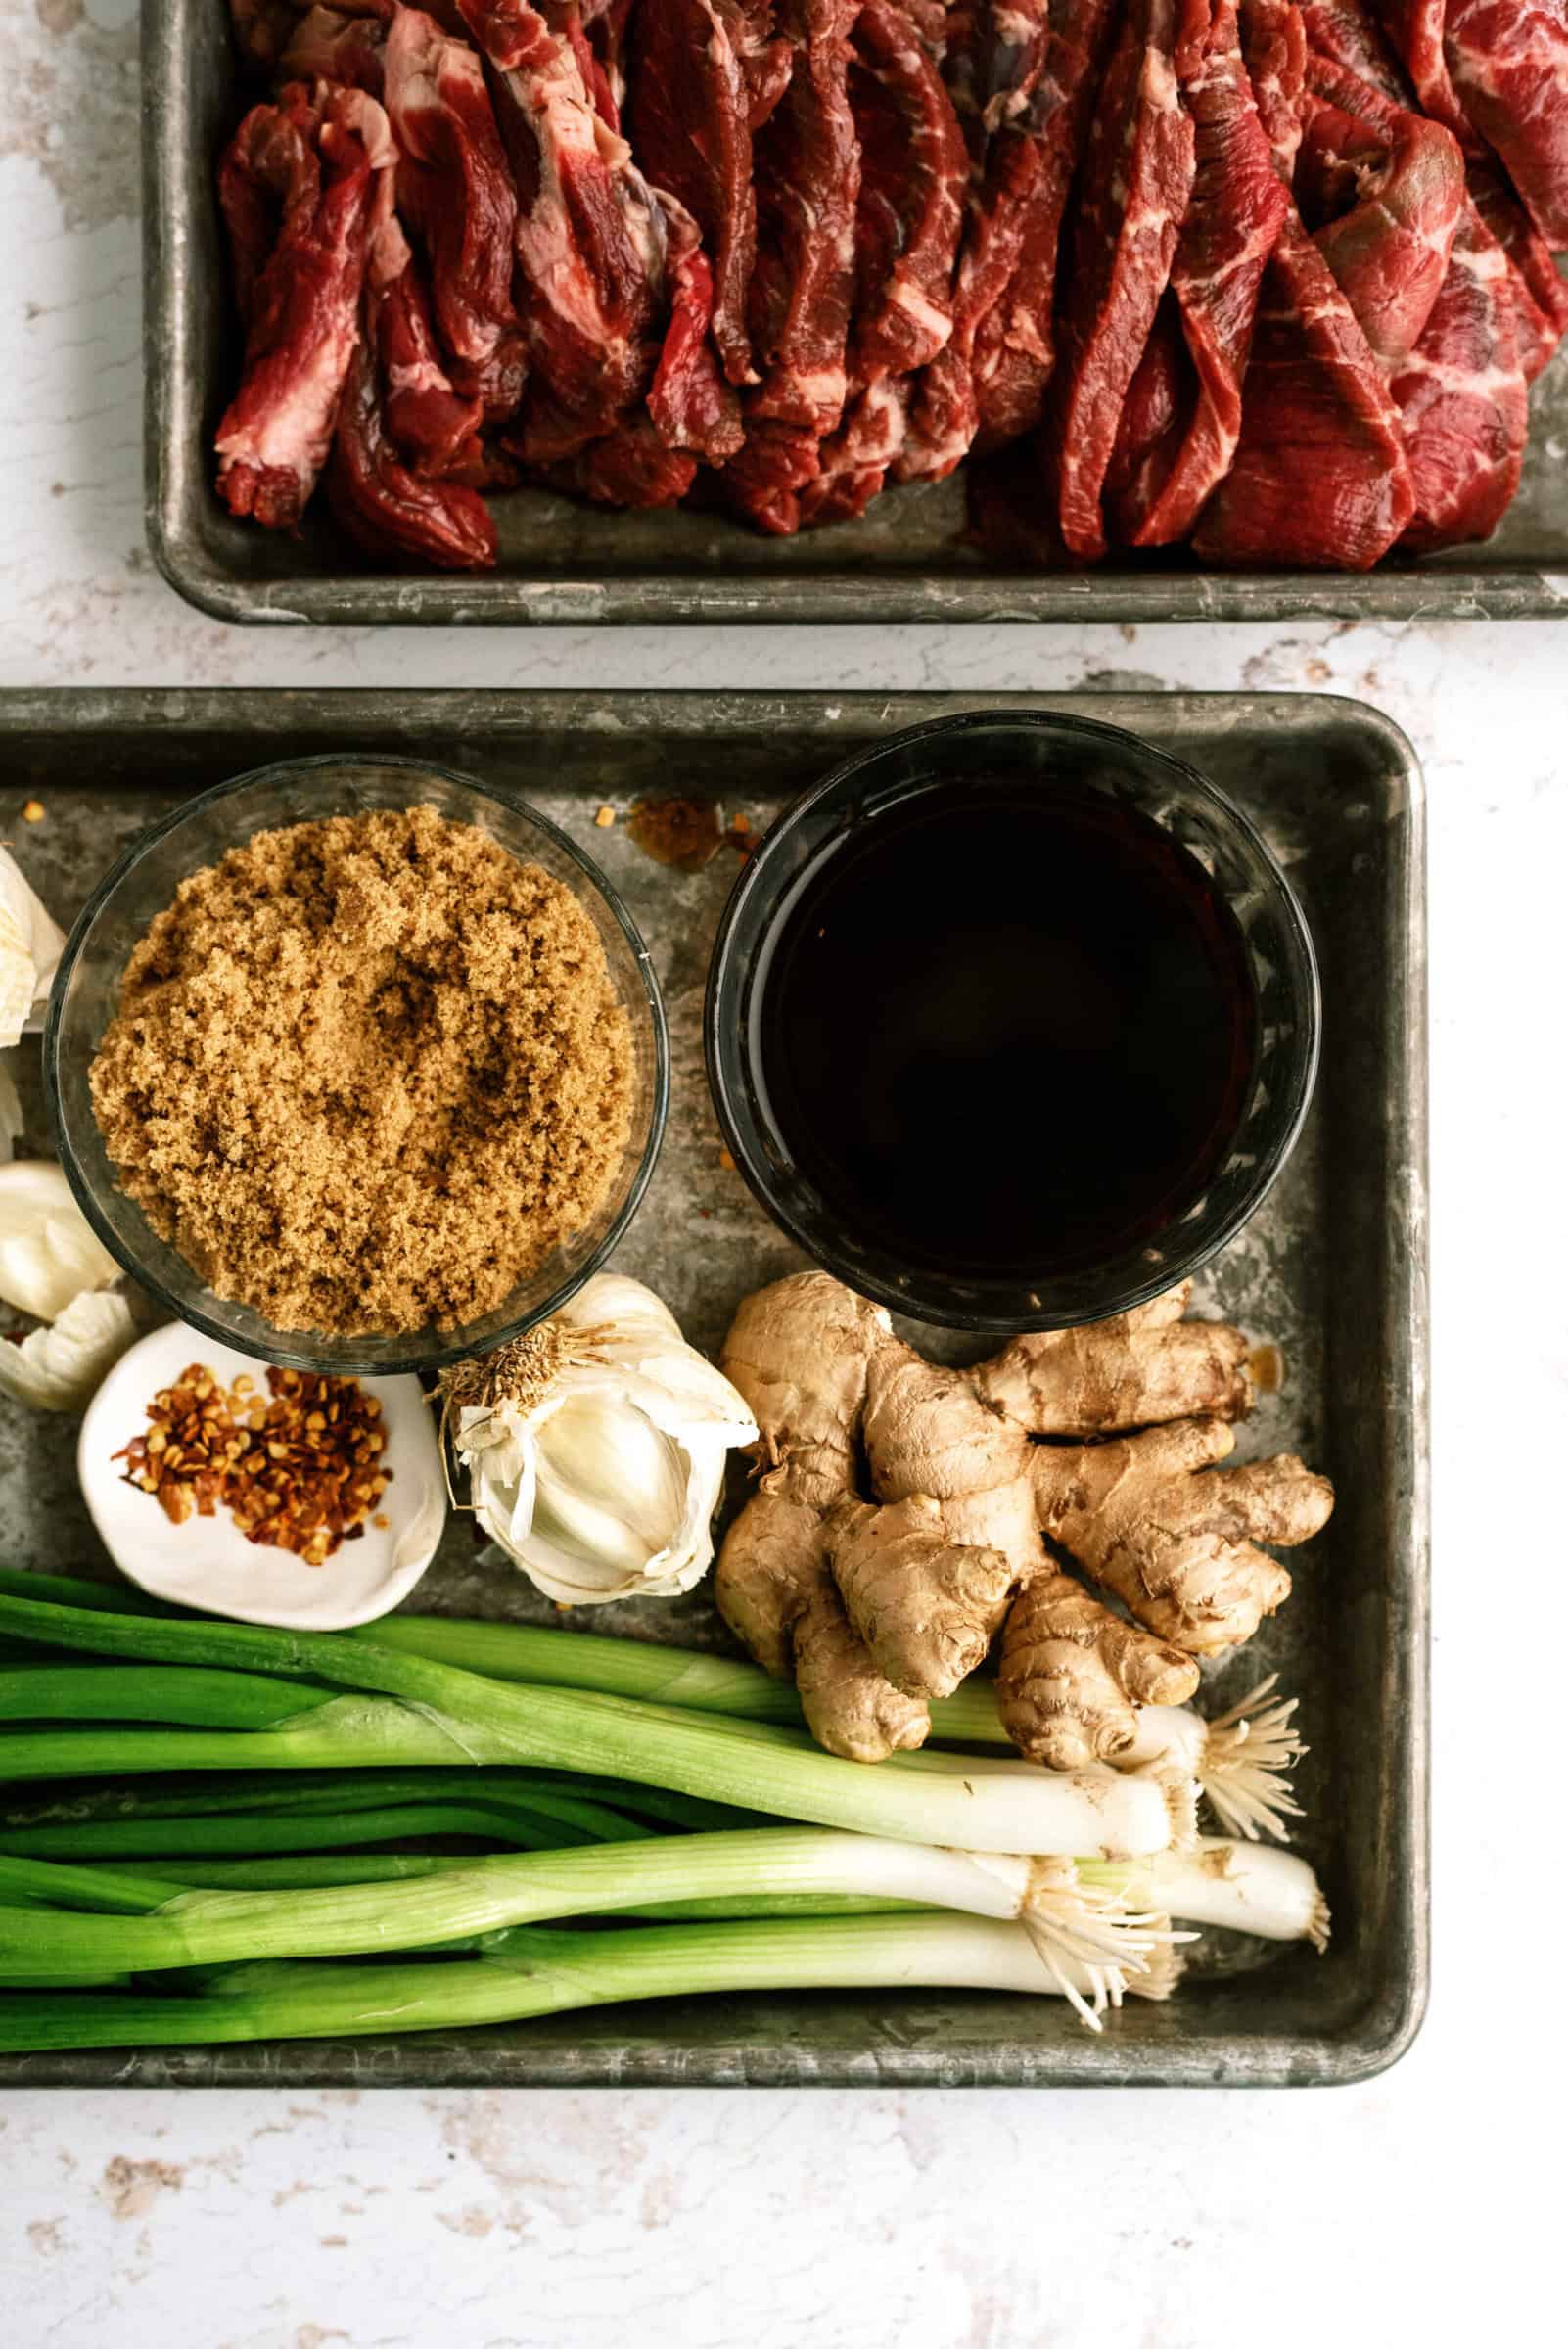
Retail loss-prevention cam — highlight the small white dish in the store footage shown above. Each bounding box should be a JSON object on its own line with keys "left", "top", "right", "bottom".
{"left": 78, "top": 1322, "right": 447, "bottom": 1630}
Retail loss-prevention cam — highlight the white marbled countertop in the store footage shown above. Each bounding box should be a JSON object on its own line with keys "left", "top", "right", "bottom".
{"left": 2, "top": 2, "right": 1563, "bottom": 2342}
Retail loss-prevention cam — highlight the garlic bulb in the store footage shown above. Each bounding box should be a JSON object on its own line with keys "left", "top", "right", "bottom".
{"left": 0, "top": 1288, "right": 137, "bottom": 1411}
{"left": 441, "top": 1272, "right": 759, "bottom": 1604}
{"left": 0, "top": 1161, "right": 121, "bottom": 1322}
{"left": 0, "top": 849, "right": 65, "bottom": 1049}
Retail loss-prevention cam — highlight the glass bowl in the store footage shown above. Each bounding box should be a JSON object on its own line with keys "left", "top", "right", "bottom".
{"left": 706, "top": 710, "right": 1319, "bottom": 1334}
{"left": 46, "top": 755, "right": 669, "bottom": 1375}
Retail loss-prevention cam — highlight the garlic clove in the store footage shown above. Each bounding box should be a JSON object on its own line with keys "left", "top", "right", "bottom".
{"left": 0, "top": 1162, "right": 122, "bottom": 1321}
{"left": 0, "top": 1288, "right": 137, "bottom": 1412}
{"left": 0, "top": 849, "right": 66, "bottom": 1051}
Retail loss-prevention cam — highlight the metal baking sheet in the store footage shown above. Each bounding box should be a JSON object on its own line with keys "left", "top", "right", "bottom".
{"left": 0, "top": 686, "right": 1428, "bottom": 2087}
{"left": 143, "top": 0, "right": 1567, "bottom": 625}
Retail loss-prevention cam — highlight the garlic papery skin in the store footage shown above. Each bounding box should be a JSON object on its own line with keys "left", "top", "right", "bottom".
{"left": 0, "top": 849, "right": 66, "bottom": 1049}
{"left": 442, "top": 1272, "right": 760, "bottom": 1605}
{"left": 0, "top": 1161, "right": 122, "bottom": 1322}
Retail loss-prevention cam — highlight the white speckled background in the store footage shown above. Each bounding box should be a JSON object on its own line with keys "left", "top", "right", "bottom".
{"left": 2, "top": 1, "right": 1563, "bottom": 2339}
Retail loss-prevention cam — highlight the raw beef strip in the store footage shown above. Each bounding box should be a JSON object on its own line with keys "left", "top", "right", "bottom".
{"left": 327, "top": 334, "right": 498, "bottom": 563}
{"left": 1367, "top": 0, "right": 1568, "bottom": 355}
{"left": 1192, "top": 216, "right": 1415, "bottom": 561}
{"left": 1050, "top": 0, "right": 1197, "bottom": 560}
{"left": 797, "top": 376, "right": 911, "bottom": 522}
{"left": 1368, "top": 0, "right": 1467, "bottom": 130}
{"left": 645, "top": 194, "right": 746, "bottom": 460}
{"left": 717, "top": 0, "right": 795, "bottom": 128}
{"left": 1243, "top": 0, "right": 1308, "bottom": 175}
{"left": 1299, "top": 0, "right": 1403, "bottom": 82}
{"left": 720, "top": 421, "right": 823, "bottom": 530}
{"left": 849, "top": 0, "right": 967, "bottom": 382}
{"left": 325, "top": 142, "right": 494, "bottom": 560}
{"left": 1390, "top": 204, "right": 1527, "bottom": 543}
{"left": 460, "top": 0, "right": 668, "bottom": 458}
{"left": 1301, "top": 0, "right": 1568, "bottom": 370}
{"left": 582, "top": 0, "right": 634, "bottom": 115}
{"left": 1299, "top": 48, "right": 1526, "bottom": 544}
{"left": 545, "top": 413, "right": 699, "bottom": 505}
{"left": 215, "top": 85, "right": 393, "bottom": 529}
{"left": 217, "top": 83, "right": 321, "bottom": 323}
{"left": 971, "top": 0, "right": 1118, "bottom": 445}
{"left": 369, "top": 219, "right": 485, "bottom": 472}
{"left": 1443, "top": 1, "right": 1568, "bottom": 249}
{"left": 727, "top": 0, "right": 862, "bottom": 531}
{"left": 384, "top": 6, "right": 524, "bottom": 418}
{"left": 1465, "top": 163, "right": 1568, "bottom": 371}
{"left": 746, "top": 0, "right": 862, "bottom": 436}
{"left": 1194, "top": 1, "right": 1414, "bottom": 565}
{"left": 1107, "top": 0, "right": 1289, "bottom": 546}
{"left": 625, "top": 0, "right": 761, "bottom": 385}
{"left": 280, "top": 5, "right": 389, "bottom": 85}
{"left": 798, "top": 0, "right": 965, "bottom": 522}
{"left": 899, "top": 0, "right": 1113, "bottom": 484}
{"left": 1298, "top": 88, "right": 1462, "bottom": 361}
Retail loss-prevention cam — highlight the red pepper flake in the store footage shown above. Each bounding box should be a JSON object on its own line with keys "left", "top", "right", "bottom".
{"left": 115, "top": 1363, "right": 392, "bottom": 1567}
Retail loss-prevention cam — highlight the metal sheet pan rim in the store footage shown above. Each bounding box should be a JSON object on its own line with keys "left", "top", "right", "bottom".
{"left": 0, "top": 685, "right": 1429, "bottom": 2088}
{"left": 141, "top": 0, "right": 1568, "bottom": 626}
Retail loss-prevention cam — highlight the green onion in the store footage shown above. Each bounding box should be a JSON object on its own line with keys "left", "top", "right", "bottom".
{"left": 0, "top": 1592, "right": 1171, "bottom": 1857}
{"left": 1078, "top": 1839, "right": 1330, "bottom": 1948}
{"left": 0, "top": 1913, "right": 1181, "bottom": 2054}
{"left": 0, "top": 1826, "right": 1187, "bottom": 2029}
{"left": 0, "top": 1771, "right": 758, "bottom": 1858}
{"left": 0, "top": 1853, "right": 185, "bottom": 1913}
{"left": 0, "top": 1829, "right": 1072, "bottom": 1976}
{"left": 368, "top": 1613, "right": 1009, "bottom": 1743}
{"left": 0, "top": 1665, "right": 338, "bottom": 1730}
{"left": 79, "top": 1853, "right": 478, "bottom": 1891}
{"left": 2, "top": 1800, "right": 641, "bottom": 1863}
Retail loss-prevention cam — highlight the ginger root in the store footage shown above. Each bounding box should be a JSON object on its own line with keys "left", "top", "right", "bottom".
{"left": 715, "top": 1273, "right": 928, "bottom": 1761}
{"left": 715, "top": 1272, "right": 1332, "bottom": 1770}
{"left": 997, "top": 1573, "right": 1201, "bottom": 1771}
{"left": 1031, "top": 1420, "right": 1334, "bottom": 1656}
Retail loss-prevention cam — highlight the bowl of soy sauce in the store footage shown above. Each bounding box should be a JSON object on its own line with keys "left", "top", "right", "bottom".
{"left": 705, "top": 711, "right": 1318, "bottom": 1333}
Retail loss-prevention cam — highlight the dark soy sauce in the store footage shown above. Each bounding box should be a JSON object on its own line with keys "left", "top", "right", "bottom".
{"left": 755, "top": 781, "right": 1258, "bottom": 1279}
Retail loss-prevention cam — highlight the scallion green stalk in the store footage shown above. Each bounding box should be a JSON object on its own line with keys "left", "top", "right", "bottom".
{"left": 0, "top": 1826, "right": 1187, "bottom": 2029}
{"left": 369, "top": 1613, "right": 1009, "bottom": 1743}
{"left": 0, "top": 1592, "right": 1171, "bottom": 1857}
{"left": 0, "top": 1913, "right": 1179, "bottom": 2055}
{"left": 0, "top": 1665, "right": 338, "bottom": 1731}
{"left": 0, "top": 1829, "right": 1051, "bottom": 1977}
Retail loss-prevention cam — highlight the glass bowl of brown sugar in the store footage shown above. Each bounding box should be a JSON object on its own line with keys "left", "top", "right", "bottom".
{"left": 46, "top": 757, "right": 669, "bottom": 1375}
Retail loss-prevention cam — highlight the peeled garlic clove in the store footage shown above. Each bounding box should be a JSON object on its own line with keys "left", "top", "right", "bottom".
{"left": 0, "top": 1288, "right": 137, "bottom": 1411}
{"left": 0, "top": 850, "right": 66, "bottom": 1050}
{"left": 0, "top": 1162, "right": 121, "bottom": 1322}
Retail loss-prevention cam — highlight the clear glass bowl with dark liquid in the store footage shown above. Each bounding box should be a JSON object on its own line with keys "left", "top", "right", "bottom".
{"left": 706, "top": 711, "right": 1319, "bottom": 1333}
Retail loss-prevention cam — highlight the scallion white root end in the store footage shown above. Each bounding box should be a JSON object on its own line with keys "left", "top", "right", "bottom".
{"left": 1200, "top": 1677, "right": 1307, "bottom": 1842}
{"left": 1019, "top": 1860, "right": 1192, "bottom": 2031}
{"left": 1080, "top": 1839, "right": 1329, "bottom": 1952}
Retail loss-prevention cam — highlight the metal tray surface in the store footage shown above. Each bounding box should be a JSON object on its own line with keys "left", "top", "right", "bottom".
{"left": 145, "top": 0, "right": 1568, "bottom": 625}
{"left": 0, "top": 687, "right": 1428, "bottom": 2087}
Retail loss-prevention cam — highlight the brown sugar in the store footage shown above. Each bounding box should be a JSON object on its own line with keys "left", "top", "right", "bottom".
{"left": 90, "top": 806, "right": 634, "bottom": 1334}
